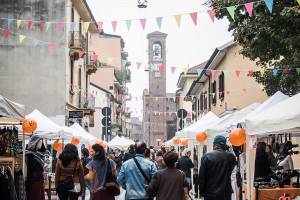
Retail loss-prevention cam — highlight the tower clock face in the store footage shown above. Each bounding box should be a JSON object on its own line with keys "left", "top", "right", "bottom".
{"left": 152, "top": 42, "right": 162, "bottom": 61}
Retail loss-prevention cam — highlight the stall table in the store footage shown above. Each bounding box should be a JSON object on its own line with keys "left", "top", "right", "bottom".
{"left": 258, "top": 187, "right": 300, "bottom": 200}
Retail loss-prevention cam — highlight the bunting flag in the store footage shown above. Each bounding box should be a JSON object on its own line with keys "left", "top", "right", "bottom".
{"left": 211, "top": 69, "right": 218, "bottom": 77}
{"left": 45, "top": 22, "right": 51, "bottom": 31}
{"left": 16, "top": 20, "right": 22, "bottom": 28}
{"left": 175, "top": 15, "right": 182, "bottom": 28}
{"left": 260, "top": 68, "right": 266, "bottom": 76}
{"left": 84, "top": 22, "right": 91, "bottom": 32}
{"left": 272, "top": 69, "right": 279, "bottom": 76}
{"left": 159, "top": 65, "right": 164, "bottom": 73}
{"left": 32, "top": 39, "right": 39, "bottom": 47}
{"left": 27, "top": 20, "right": 33, "bottom": 29}
{"left": 136, "top": 62, "right": 142, "bottom": 70}
{"left": 297, "top": 0, "right": 300, "bottom": 6}
{"left": 171, "top": 67, "right": 176, "bottom": 74}
{"left": 263, "top": 0, "right": 274, "bottom": 13}
{"left": 156, "top": 17, "right": 163, "bottom": 29}
{"left": 247, "top": 69, "right": 254, "bottom": 76}
{"left": 107, "top": 57, "right": 113, "bottom": 64}
{"left": 207, "top": 9, "right": 216, "bottom": 22}
{"left": 140, "top": 18, "right": 147, "bottom": 30}
{"left": 235, "top": 70, "right": 241, "bottom": 77}
{"left": 111, "top": 21, "right": 118, "bottom": 32}
{"left": 190, "top": 12, "right": 198, "bottom": 26}
{"left": 79, "top": 50, "right": 85, "bottom": 58}
{"left": 243, "top": 88, "right": 247, "bottom": 93}
{"left": 19, "top": 35, "right": 26, "bottom": 43}
{"left": 227, "top": 90, "right": 231, "bottom": 95}
{"left": 3, "top": 29, "right": 10, "bottom": 39}
{"left": 259, "top": 85, "right": 265, "bottom": 91}
{"left": 70, "top": 22, "right": 76, "bottom": 31}
{"left": 223, "top": 70, "right": 229, "bottom": 76}
{"left": 97, "top": 21, "right": 103, "bottom": 31}
{"left": 297, "top": 68, "right": 300, "bottom": 75}
{"left": 57, "top": 21, "right": 63, "bottom": 32}
{"left": 65, "top": 47, "right": 70, "bottom": 54}
{"left": 197, "top": 69, "right": 203, "bottom": 76}
{"left": 245, "top": 2, "right": 254, "bottom": 17}
{"left": 39, "top": 20, "right": 45, "bottom": 30}
{"left": 7, "top": 19, "right": 13, "bottom": 28}
{"left": 183, "top": 68, "right": 188, "bottom": 75}
{"left": 49, "top": 42, "right": 57, "bottom": 50}
{"left": 92, "top": 54, "right": 98, "bottom": 62}
{"left": 126, "top": 20, "right": 132, "bottom": 31}
{"left": 227, "top": 6, "right": 237, "bottom": 20}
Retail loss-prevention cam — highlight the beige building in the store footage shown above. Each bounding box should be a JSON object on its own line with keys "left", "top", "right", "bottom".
{"left": 187, "top": 41, "right": 268, "bottom": 118}
{"left": 126, "top": 117, "right": 143, "bottom": 141}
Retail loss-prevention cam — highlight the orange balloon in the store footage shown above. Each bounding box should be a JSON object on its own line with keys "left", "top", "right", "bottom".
{"left": 229, "top": 128, "right": 246, "bottom": 147}
{"left": 172, "top": 137, "right": 180, "bottom": 145}
{"left": 22, "top": 119, "right": 37, "bottom": 133}
{"left": 196, "top": 132, "right": 207, "bottom": 143}
{"left": 180, "top": 139, "right": 189, "bottom": 146}
{"left": 71, "top": 136, "right": 80, "bottom": 145}
{"left": 53, "top": 139, "right": 63, "bottom": 152}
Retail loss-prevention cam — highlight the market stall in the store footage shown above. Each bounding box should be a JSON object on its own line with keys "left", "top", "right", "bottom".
{"left": 108, "top": 136, "right": 135, "bottom": 150}
{"left": 69, "top": 123, "right": 97, "bottom": 145}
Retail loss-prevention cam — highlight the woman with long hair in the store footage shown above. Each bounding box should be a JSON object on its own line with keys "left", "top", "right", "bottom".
{"left": 55, "top": 143, "right": 84, "bottom": 200}
{"left": 86, "top": 144, "right": 117, "bottom": 200}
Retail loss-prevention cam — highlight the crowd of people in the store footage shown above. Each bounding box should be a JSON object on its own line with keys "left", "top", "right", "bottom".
{"left": 25, "top": 135, "right": 238, "bottom": 200}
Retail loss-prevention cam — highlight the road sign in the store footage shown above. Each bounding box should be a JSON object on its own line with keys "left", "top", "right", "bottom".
{"left": 69, "top": 111, "right": 84, "bottom": 119}
{"left": 101, "top": 107, "right": 111, "bottom": 116}
{"left": 177, "top": 109, "right": 187, "bottom": 119}
{"left": 179, "top": 119, "right": 185, "bottom": 129}
{"left": 102, "top": 117, "right": 111, "bottom": 126}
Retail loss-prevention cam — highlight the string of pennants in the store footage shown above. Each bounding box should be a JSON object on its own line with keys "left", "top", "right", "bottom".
{"left": 0, "top": 0, "right": 281, "bottom": 35}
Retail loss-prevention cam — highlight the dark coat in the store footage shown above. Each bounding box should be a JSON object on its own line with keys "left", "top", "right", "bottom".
{"left": 198, "top": 148, "right": 236, "bottom": 198}
{"left": 177, "top": 156, "right": 194, "bottom": 178}
{"left": 147, "top": 168, "right": 187, "bottom": 200}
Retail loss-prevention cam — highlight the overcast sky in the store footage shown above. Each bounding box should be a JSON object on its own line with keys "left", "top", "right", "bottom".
{"left": 87, "top": 0, "right": 232, "bottom": 118}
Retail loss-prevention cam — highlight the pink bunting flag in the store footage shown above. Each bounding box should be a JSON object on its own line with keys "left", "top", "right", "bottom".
{"left": 92, "top": 54, "right": 98, "bottom": 62}
{"left": 3, "top": 29, "right": 10, "bottom": 39}
{"left": 159, "top": 65, "right": 164, "bottom": 73}
{"left": 111, "top": 21, "right": 118, "bottom": 32}
{"left": 136, "top": 62, "right": 142, "bottom": 70}
{"left": 39, "top": 20, "right": 45, "bottom": 30}
{"left": 244, "top": 2, "right": 254, "bottom": 17}
{"left": 140, "top": 18, "right": 147, "bottom": 30}
{"left": 79, "top": 50, "right": 85, "bottom": 58}
{"left": 211, "top": 70, "right": 218, "bottom": 77}
{"left": 97, "top": 21, "right": 103, "bottom": 31}
{"left": 190, "top": 12, "right": 198, "bottom": 26}
{"left": 235, "top": 70, "right": 241, "bottom": 77}
{"left": 27, "top": 20, "right": 33, "bottom": 29}
{"left": 57, "top": 21, "right": 64, "bottom": 32}
{"left": 171, "top": 67, "right": 176, "bottom": 74}
{"left": 207, "top": 9, "right": 216, "bottom": 22}
{"left": 49, "top": 42, "right": 57, "bottom": 50}
{"left": 226, "top": 90, "right": 231, "bottom": 95}
{"left": 243, "top": 88, "right": 247, "bottom": 93}
{"left": 247, "top": 69, "right": 254, "bottom": 76}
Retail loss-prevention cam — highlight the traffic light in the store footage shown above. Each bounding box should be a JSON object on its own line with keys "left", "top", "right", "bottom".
{"left": 102, "top": 107, "right": 112, "bottom": 141}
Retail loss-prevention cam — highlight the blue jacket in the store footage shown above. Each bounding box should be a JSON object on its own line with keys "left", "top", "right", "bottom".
{"left": 117, "top": 154, "right": 157, "bottom": 200}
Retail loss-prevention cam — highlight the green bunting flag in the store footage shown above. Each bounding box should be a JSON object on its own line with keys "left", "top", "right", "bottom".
{"left": 296, "top": 68, "right": 300, "bottom": 75}
{"left": 226, "top": 6, "right": 236, "bottom": 20}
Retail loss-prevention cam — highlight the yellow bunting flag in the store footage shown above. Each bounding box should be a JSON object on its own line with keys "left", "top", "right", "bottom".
{"left": 84, "top": 22, "right": 91, "bottom": 32}
{"left": 260, "top": 68, "right": 266, "bottom": 76}
{"left": 175, "top": 15, "right": 182, "bottom": 28}
{"left": 16, "top": 20, "right": 22, "bottom": 28}
{"left": 19, "top": 35, "right": 26, "bottom": 43}
{"left": 298, "top": 0, "right": 300, "bottom": 5}
{"left": 107, "top": 57, "right": 113, "bottom": 64}
{"left": 183, "top": 67, "right": 188, "bottom": 75}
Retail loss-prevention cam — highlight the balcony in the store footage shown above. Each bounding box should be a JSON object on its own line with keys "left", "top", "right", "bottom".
{"left": 85, "top": 54, "right": 100, "bottom": 75}
{"left": 80, "top": 96, "right": 95, "bottom": 115}
{"left": 69, "top": 31, "right": 86, "bottom": 50}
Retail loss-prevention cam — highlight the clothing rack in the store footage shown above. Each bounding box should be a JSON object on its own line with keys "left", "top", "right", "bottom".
{"left": 0, "top": 156, "right": 15, "bottom": 175}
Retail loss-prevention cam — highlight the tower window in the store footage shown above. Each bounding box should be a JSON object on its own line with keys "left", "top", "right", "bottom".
{"left": 212, "top": 81, "right": 217, "bottom": 106}
{"left": 219, "top": 72, "right": 225, "bottom": 101}
{"left": 153, "top": 42, "right": 162, "bottom": 61}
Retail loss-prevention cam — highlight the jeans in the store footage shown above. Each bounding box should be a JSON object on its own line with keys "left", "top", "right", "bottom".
{"left": 82, "top": 180, "right": 93, "bottom": 200}
{"left": 204, "top": 196, "right": 231, "bottom": 200}
{"left": 57, "top": 189, "right": 79, "bottom": 200}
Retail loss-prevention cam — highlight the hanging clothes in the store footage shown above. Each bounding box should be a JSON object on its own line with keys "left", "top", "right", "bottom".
{"left": 15, "top": 170, "right": 27, "bottom": 200}
{"left": 0, "top": 167, "right": 18, "bottom": 200}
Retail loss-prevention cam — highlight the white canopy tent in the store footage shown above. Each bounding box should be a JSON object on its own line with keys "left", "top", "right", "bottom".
{"left": 26, "top": 109, "right": 73, "bottom": 140}
{"left": 0, "top": 95, "right": 25, "bottom": 121}
{"left": 108, "top": 136, "right": 135, "bottom": 149}
{"left": 69, "top": 123, "right": 97, "bottom": 144}
{"left": 176, "top": 111, "right": 219, "bottom": 139}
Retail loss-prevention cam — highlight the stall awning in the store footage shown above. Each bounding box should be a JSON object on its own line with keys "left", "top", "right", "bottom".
{"left": 0, "top": 95, "right": 25, "bottom": 121}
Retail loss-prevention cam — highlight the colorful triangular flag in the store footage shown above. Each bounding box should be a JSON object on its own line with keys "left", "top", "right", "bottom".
{"left": 92, "top": 54, "right": 98, "bottom": 62}
{"left": 19, "top": 35, "right": 26, "bottom": 43}
{"left": 247, "top": 69, "right": 254, "bottom": 76}
{"left": 297, "top": 0, "right": 300, "bottom": 6}
{"left": 45, "top": 22, "right": 51, "bottom": 32}
{"left": 190, "top": 12, "right": 198, "bottom": 26}
{"left": 296, "top": 68, "right": 300, "bottom": 75}
{"left": 260, "top": 68, "right": 266, "bottom": 76}
{"left": 97, "top": 21, "right": 103, "bottom": 31}
{"left": 49, "top": 42, "right": 57, "bottom": 50}
{"left": 140, "top": 18, "right": 146, "bottom": 30}
{"left": 57, "top": 21, "right": 64, "bottom": 32}
{"left": 272, "top": 69, "right": 279, "bottom": 76}
{"left": 174, "top": 15, "right": 182, "bottom": 28}
{"left": 223, "top": 70, "right": 229, "bottom": 76}
{"left": 207, "top": 9, "right": 216, "bottom": 22}
{"left": 107, "top": 57, "right": 113, "bottom": 64}
{"left": 183, "top": 67, "right": 188, "bottom": 75}
{"left": 79, "top": 50, "right": 85, "bottom": 58}
{"left": 156, "top": 17, "right": 163, "bottom": 29}
{"left": 171, "top": 67, "right": 176, "bottom": 74}
{"left": 39, "top": 20, "right": 45, "bottom": 30}
{"left": 159, "top": 65, "right": 164, "bottom": 73}
{"left": 65, "top": 47, "right": 70, "bottom": 54}
{"left": 111, "top": 21, "right": 118, "bottom": 32}
{"left": 84, "top": 22, "right": 90, "bottom": 32}
{"left": 235, "top": 70, "right": 241, "bottom": 77}
{"left": 243, "top": 88, "right": 247, "bottom": 93}
{"left": 16, "top": 20, "right": 22, "bottom": 28}
{"left": 7, "top": 19, "right": 13, "bottom": 28}
{"left": 136, "top": 62, "right": 142, "bottom": 70}
{"left": 211, "top": 69, "right": 218, "bottom": 77}
{"left": 227, "top": 6, "right": 237, "bottom": 20}
{"left": 244, "top": 2, "right": 254, "bottom": 17}
{"left": 3, "top": 29, "right": 10, "bottom": 39}
{"left": 27, "top": 20, "right": 33, "bottom": 29}
{"left": 263, "top": 0, "right": 274, "bottom": 13}
{"left": 32, "top": 39, "right": 39, "bottom": 47}
{"left": 226, "top": 90, "right": 231, "bottom": 95}
{"left": 126, "top": 20, "right": 132, "bottom": 31}
{"left": 70, "top": 22, "right": 76, "bottom": 31}
{"left": 196, "top": 69, "right": 203, "bottom": 76}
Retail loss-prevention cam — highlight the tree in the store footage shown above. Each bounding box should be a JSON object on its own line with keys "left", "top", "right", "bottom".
{"left": 206, "top": 0, "right": 300, "bottom": 96}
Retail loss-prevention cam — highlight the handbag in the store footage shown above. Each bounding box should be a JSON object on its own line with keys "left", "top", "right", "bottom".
{"left": 104, "top": 159, "right": 120, "bottom": 196}
{"left": 58, "top": 160, "right": 77, "bottom": 191}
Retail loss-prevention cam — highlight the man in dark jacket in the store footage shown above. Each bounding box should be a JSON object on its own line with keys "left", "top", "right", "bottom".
{"left": 123, "top": 144, "right": 136, "bottom": 162}
{"left": 198, "top": 135, "right": 236, "bottom": 200}
{"left": 177, "top": 148, "right": 194, "bottom": 187}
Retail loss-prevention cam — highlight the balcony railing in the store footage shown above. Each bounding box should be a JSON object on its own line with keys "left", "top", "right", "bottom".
{"left": 69, "top": 31, "right": 86, "bottom": 50}
{"left": 85, "top": 55, "right": 100, "bottom": 75}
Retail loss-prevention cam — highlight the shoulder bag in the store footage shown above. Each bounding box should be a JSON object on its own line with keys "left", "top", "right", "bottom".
{"left": 104, "top": 159, "right": 120, "bottom": 196}
{"left": 133, "top": 157, "right": 151, "bottom": 184}
{"left": 58, "top": 160, "right": 77, "bottom": 191}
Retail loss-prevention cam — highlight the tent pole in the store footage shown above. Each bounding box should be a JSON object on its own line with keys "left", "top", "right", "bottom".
{"left": 22, "top": 132, "right": 26, "bottom": 177}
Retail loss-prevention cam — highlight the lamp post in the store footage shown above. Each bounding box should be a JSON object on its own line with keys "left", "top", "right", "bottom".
{"left": 137, "top": 0, "right": 147, "bottom": 8}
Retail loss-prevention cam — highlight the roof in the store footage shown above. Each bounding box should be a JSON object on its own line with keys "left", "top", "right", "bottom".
{"left": 186, "top": 40, "right": 235, "bottom": 96}
{"left": 177, "top": 61, "right": 207, "bottom": 88}
{"left": 147, "top": 31, "right": 168, "bottom": 39}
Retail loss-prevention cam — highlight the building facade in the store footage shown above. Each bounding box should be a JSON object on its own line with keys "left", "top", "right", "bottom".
{"left": 0, "top": 0, "right": 98, "bottom": 129}
{"left": 186, "top": 41, "right": 268, "bottom": 119}
{"left": 125, "top": 117, "right": 143, "bottom": 142}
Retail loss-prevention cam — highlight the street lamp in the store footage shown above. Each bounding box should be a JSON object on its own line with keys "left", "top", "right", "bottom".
{"left": 137, "top": 0, "right": 147, "bottom": 8}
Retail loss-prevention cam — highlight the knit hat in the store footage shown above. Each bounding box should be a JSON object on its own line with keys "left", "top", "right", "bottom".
{"left": 213, "top": 135, "right": 226, "bottom": 145}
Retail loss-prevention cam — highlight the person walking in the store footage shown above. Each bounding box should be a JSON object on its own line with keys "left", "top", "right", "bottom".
{"left": 55, "top": 143, "right": 84, "bottom": 200}
{"left": 114, "top": 148, "right": 123, "bottom": 173}
{"left": 177, "top": 148, "right": 194, "bottom": 187}
{"left": 81, "top": 148, "right": 93, "bottom": 200}
{"left": 86, "top": 144, "right": 117, "bottom": 200}
{"left": 265, "top": 144, "right": 276, "bottom": 170}
{"left": 198, "top": 135, "right": 236, "bottom": 200}
{"left": 155, "top": 150, "right": 165, "bottom": 170}
{"left": 144, "top": 148, "right": 153, "bottom": 161}
{"left": 123, "top": 144, "right": 136, "bottom": 162}
{"left": 147, "top": 151, "right": 189, "bottom": 200}
{"left": 118, "top": 142, "right": 157, "bottom": 200}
